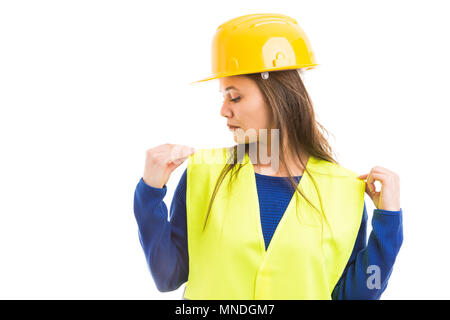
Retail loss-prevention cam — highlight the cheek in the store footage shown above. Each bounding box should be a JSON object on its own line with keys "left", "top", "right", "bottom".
{"left": 247, "top": 102, "right": 271, "bottom": 128}
{"left": 234, "top": 101, "right": 269, "bottom": 144}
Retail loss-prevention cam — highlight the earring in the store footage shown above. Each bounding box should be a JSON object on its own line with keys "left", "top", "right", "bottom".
{"left": 261, "top": 72, "right": 269, "bottom": 80}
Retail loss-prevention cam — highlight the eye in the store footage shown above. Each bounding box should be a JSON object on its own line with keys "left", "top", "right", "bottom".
{"left": 221, "top": 95, "right": 241, "bottom": 103}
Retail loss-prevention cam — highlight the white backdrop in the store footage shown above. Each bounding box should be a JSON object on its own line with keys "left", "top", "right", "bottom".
{"left": 0, "top": 0, "right": 448, "bottom": 299}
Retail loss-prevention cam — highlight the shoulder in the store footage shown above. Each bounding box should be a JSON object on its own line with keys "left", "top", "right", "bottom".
{"left": 309, "top": 156, "right": 356, "bottom": 177}
{"left": 308, "top": 156, "right": 362, "bottom": 186}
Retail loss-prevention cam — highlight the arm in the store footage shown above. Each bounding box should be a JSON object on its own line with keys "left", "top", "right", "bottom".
{"left": 331, "top": 201, "right": 403, "bottom": 299}
{"left": 133, "top": 168, "right": 189, "bottom": 292}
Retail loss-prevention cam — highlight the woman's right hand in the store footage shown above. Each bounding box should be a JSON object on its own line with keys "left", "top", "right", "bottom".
{"left": 143, "top": 144, "right": 196, "bottom": 189}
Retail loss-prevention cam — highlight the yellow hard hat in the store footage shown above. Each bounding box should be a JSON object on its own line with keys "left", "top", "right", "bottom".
{"left": 190, "top": 13, "right": 318, "bottom": 85}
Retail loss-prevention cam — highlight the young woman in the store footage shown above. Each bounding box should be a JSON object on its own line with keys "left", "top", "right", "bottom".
{"left": 133, "top": 13, "right": 403, "bottom": 300}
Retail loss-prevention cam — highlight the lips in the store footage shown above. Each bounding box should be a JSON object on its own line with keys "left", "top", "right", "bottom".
{"left": 227, "top": 125, "right": 239, "bottom": 130}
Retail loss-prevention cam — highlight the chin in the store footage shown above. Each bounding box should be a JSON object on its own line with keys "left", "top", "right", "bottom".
{"left": 231, "top": 128, "right": 258, "bottom": 144}
{"left": 234, "top": 136, "right": 256, "bottom": 144}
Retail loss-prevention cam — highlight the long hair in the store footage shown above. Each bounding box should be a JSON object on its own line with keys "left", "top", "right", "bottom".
{"left": 202, "top": 69, "right": 339, "bottom": 243}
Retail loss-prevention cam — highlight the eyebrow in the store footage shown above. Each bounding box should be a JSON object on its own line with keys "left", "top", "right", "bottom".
{"left": 219, "top": 86, "right": 239, "bottom": 93}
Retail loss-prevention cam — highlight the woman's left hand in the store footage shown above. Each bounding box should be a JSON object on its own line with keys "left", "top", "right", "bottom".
{"left": 357, "top": 166, "right": 401, "bottom": 211}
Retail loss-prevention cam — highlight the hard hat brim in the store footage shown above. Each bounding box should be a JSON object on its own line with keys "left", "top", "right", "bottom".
{"left": 189, "top": 64, "right": 319, "bottom": 85}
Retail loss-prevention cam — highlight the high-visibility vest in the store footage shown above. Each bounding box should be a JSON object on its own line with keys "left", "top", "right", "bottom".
{"left": 183, "top": 147, "right": 365, "bottom": 300}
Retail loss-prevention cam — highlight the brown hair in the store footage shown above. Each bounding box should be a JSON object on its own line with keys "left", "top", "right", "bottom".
{"left": 203, "top": 69, "right": 339, "bottom": 243}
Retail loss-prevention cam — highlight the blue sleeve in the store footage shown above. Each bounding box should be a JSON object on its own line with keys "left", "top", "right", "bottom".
{"left": 133, "top": 168, "right": 189, "bottom": 292}
{"left": 331, "top": 201, "right": 404, "bottom": 299}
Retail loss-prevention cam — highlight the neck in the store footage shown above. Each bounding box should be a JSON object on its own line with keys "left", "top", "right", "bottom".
{"left": 251, "top": 141, "right": 308, "bottom": 177}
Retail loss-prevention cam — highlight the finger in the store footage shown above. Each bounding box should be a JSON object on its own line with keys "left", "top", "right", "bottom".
{"left": 371, "top": 166, "right": 396, "bottom": 176}
{"left": 368, "top": 172, "right": 378, "bottom": 193}
{"left": 360, "top": 168, "right": 389, "bottom": 179}
{"left": 358, "top": 172, "right": 377, "bottom": 191}
{"left": 169, "top": 145, "right": 196, "bottom": 162}
{"left": 358, "top": 173, "right": 375, "bottom": 194}
{"left": 364, "top": 180, "right": 375, "bottom": 197}
{"left": 151, "top": 143, "right": 174, "bottom": 155}
{"left": 176, "top": 147, "right": 196, "bottom": 161}
{"left": 167, "top": 161, "right": 179, "bottom": 171}
{"left": 167, "top": 156, "right": 189, "bottom": 171}
{"left": 172, "top": 156, "right": 189, "bottom": 164}
{"left": 367, "top": 172, "right": 389, "bottom": 186}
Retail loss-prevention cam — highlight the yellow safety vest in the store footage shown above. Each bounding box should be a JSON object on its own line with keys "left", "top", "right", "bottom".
{"left": 184, "top": 147, "right": 365, "bottom": 299}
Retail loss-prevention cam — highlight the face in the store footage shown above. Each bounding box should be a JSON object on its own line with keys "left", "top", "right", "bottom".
{"left": 219, "top": 75, "right": 274, "bottom": 144}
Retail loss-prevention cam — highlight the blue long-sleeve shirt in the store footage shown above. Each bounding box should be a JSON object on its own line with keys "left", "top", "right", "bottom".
{"left": 133, "top": 168, "right": 403, "bottom": 299}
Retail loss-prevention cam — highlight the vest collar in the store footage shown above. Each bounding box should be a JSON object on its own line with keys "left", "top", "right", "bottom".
{"left": 241, "top": 152, "right": 318, "bottom": 255}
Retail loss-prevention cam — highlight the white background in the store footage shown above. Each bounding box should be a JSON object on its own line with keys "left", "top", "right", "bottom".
{"left": 0, "top": 0, "right": 449, "bottom": 299}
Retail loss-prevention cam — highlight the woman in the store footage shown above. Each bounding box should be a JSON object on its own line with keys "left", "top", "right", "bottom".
{"left": 133, "top": 13, "right": 403, "bottom": 300}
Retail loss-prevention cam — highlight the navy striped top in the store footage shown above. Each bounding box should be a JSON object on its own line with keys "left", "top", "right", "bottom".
{"left": 254, "top": 172, "right": 302, "bottom": 250}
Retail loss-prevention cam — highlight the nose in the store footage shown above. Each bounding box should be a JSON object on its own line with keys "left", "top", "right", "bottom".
{"left": 220, "top": 101, "right": 233, "bottom": 118}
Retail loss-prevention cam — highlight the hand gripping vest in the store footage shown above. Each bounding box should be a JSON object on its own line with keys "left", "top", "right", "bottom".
{"left": 184, "top": 147, "right": 365, "bottom": 299}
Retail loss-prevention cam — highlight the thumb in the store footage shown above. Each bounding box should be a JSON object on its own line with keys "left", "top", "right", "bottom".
{"left": 167, "top": 157, "right": 186, "bottom": 172}
{"left": 357, "top": 173, "right": 369, "bottom": 180}
{"left": 167, "top": 146, "right": 196, "bottom": 171}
